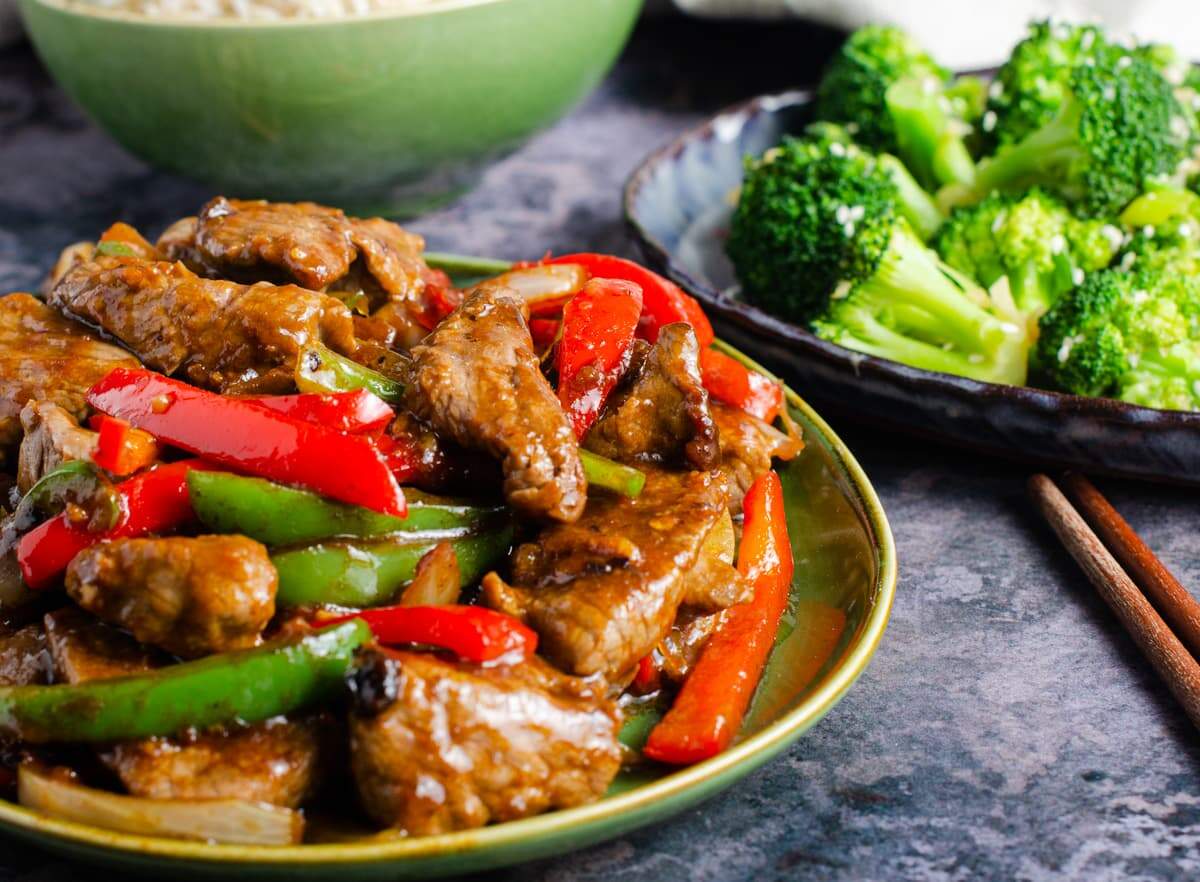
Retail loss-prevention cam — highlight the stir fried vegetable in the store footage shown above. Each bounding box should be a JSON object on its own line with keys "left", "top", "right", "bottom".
{"left": 534, "top": 252, "right": 715, "bottom": 347}
{"left": 398, "top": 541, "right": 461, "bottom": 606}
{"left": 242, "top": 389, "right": 394, "bottom": 434}
{"left": 89, "top": 415, "right": 159, "bottom": 476}
{"left": 12, "top": 460, "right": 123, "bottom": 539}
{"left": 17, "top": 460, "right": 209, "bottom": 590}
{"left": 644, "top": 471, "right": 794, "bottom": 764}
{"left": 483, "top": 264, "right": 589, "bottom": 316}
{"left": 323, "top": 605, "right": 537, "bottom": 664}
{"left": 0, "top": 620, "right": 370, "bottom": 743}
{"left": 88, "top": 367, "right": 406, "bottom": 517}
{"left": 295, "top": 342, "right": 406, "bottom": 404}
{"left": 579, "top": 449, "right": 646, "bottom": 498}
{"left": 699, "top": 348, "right": 784, "bottom": 423}
{"left": 19, "top": 765, "right": 304, "bottom": 846}
{"left": 557, "top": 278, "right": 643, "bottom": 438}
{"left": 273, "top": 528, "right": 514, "bottom": 608}
{"left": 188, "top": 471, "right": 500, "bottom": 547}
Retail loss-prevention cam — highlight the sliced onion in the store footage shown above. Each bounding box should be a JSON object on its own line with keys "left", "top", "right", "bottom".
{"left": 481, "top": 264, "right": 587, "bottom": 315}
{"left": 19, "top": 764, "right": 304, "bottom": 846}
{"left": 399, "top": 540, "right": 461, "bottom": 607}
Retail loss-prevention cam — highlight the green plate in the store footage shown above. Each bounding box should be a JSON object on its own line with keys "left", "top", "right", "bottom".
{"left": 0, "top": 343, "right": 896, "bottom": 878}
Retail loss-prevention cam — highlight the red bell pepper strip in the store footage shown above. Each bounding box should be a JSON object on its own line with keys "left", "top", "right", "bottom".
{"left": 556, "top": 278, "right": 643, "bottom": 438}
{"left": 412, "top": 267, "right": 462, "bottom": 331}
{"left": 89, "top": 415, "right": 160, "bottom": 477}
{"left": 323, "top": 604, "right": 537, "bottom": 664}
{"left": 370, "top": 433, "right": 425, "bottom": 485}
{"left": 535, "top": 253, "right": 714, "bottom": 348}
{"left": 529, "top": 318, "right": 561, "bottom": 351}
{"left": 88, "top": 368, "right": 406, "bottom": 518}
{"left": 17, "top": 459, "right": 209, "bottom": 590}
{"left": 699, "top": 348, "right": 785, "bottom": 424}
{"left": 633, "top": 654, "right": 661, "bottom": 693}
{"left": 242, "top": 390, "right": 394, "bottom": 435}
{"left": 643, "top": 470, "right": 793, "bottom": 765}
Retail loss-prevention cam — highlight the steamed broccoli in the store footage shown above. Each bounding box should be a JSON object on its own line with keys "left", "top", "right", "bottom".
{"left": 983, "top": 21, "right": 1113, "bottom": 151}
{"left": 814, "top": 25, "right": 977, "bottom": 189}
{"left": 1035, "top": 267, "right": 1200, "bottom": 409}
{"left": 726, "top": 135, "right": 1028, "bottom": 384}
{"left": 950, "top": 45, "right": 1187, "bottom": 218}
{"left": 933, "top": 188, "right": 1120, "bottom": 318}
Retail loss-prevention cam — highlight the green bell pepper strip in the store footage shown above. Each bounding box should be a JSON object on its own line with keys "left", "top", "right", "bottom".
{"left": 20, "top": 460, "right": 122, "bottom": 533}
{"left": 296, "top": 342, "right": 405, "bottom": 404}
{"left": 273, "top": 526, "right": 514, "bottom": 608}
{"left": 0, "top": 621, "right": 370, "bottom": 744}
{"left": 423, "top": 252, "right": 515, "bottom": 281}
{"left": 94, "top": 241, "right": 136, "bottom": 258}
{"left": 187, "top": 471, "right": 502, "bottom": 547}
{"left": 580, "top": 450, "right": 645, "bottom": 498}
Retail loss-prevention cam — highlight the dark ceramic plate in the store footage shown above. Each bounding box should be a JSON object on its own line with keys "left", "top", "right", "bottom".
{"left": 624, "top": 89, "right": 1200, "bottom": 484}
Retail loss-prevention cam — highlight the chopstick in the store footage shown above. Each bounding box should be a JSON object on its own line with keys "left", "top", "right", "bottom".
{"left": 1028, "top": 474, "right": 1200, "bottom": 729}
{"left": 1060, "top": 473, "right": 1200, "bottom": 660}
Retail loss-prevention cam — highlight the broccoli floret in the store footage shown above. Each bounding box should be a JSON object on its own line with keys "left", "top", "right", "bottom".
{"left": 802, "top": 122, "right": 944, "bottom": 240}
{"left": 1118, "top": 185, "right": 1200, "bottom": 270}
{"left": 933, "top": 188, "right": 1119, "bottom": 318}
{"left": 952, "top": 46, "right": 1187, "bottom": 218}
{"left": 984, "top": 21, "right": 1113, "bottom": 151}
{"left": 1036, "top": 267, "right": 1200, "bottom": 409}
{"left": 814, "top": 25, "right": 975, "bottom": 189}
{"left": 727, "top": 135, "right": 1028, "bottom": 384}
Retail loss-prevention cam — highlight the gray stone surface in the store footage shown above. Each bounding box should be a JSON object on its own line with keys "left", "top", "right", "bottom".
{"left": 2, "top": 17, "right": 1199, "bottom": 881}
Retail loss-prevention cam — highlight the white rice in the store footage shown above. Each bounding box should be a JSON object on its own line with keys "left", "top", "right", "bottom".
{"left": 66, "top": 0, "right": 458, "bottom": 20}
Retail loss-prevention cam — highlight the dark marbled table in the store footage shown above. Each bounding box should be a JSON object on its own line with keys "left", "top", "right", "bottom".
{"left": 2, "top": 17, "right": 1199, "bottom": 881}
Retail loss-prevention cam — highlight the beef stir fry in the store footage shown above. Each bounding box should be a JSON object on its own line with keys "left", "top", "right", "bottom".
{"left": 0, "top": 201, "right": 801, "bottom": 845}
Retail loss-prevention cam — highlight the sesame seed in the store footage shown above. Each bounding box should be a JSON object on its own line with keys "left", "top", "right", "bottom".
{"left": 829, "top": 142, "right": 846, "bottom": 157}
{"left": 1100, "top": 225, "right": 1124, "bottom": 250}
{"left": 1080, "top": 30, "right": 1095, "bottom": 50}
{"left": 1072, "top": 267, "right": 1086, "bottom": 286}
{"left": 1050, "top": 234, "right": 1067, "bottom": 254}
{"left": 988, "top": 81, "right": 1004, "bottom": 99}
{"left": 981, "top": 111, "right": 997, "bottom": 133}
{"left": 1120, "top": 252, "right": 1137, "bottom": 270}
{"left": 1116, "top": 55, "right": 1132, "bottom": 70}
{"left": 1142, "top": 225, "right": 1156, "bottom": 239}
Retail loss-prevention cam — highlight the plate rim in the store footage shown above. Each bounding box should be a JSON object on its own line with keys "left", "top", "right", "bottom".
{"left": 622, "top": 87, "right": 1200, "bottom": 431}
{"left": 0, "top": 342, "right": 897, "bottom": 870}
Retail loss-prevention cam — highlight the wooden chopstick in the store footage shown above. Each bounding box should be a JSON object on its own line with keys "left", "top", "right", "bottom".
{"left": 1060, "top": 472, "right": 1200, "bottom": 660}
{"left": 1028, "top": 474, "right": 1200, "bottom": 730}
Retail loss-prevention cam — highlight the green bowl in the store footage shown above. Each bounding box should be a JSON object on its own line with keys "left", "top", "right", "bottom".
{"left": 0, "top": 342, "right": 896, "bottom": 879}
{"left": 17, "top": 0, "right": 642, "bottom": 214}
